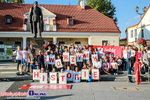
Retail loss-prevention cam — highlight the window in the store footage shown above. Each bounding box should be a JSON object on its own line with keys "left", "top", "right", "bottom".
{"left": 131, "top": 30, "right": 133, "bottom": 38}
{"left": 141, "top": 29, "right": 144, "bottom": 38}
{"left": 135, "top": 29, "right": 137, "bottom": 37}
{"left": 102, "top": 40, "right": 108, "bottom": 46}
{"left": 59, "top": 41, "right": 65, "bottom": 45}
{"left": 69, "top": 20, "right": 73, "bottom": 25}
{"left": 15, "top": 41, "right": 21, "bottom": 47}
{"left": 75, "top": 41, "right": 81, "bottom": 44}
{"left": 5, "top": 15, "right": 13, "bottom": 24}
{"left": 6, "top": 18, "right": 11, "bottom": 24}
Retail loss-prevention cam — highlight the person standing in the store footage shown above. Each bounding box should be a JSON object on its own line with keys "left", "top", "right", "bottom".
{"left": 13, "top": 46, "right": 22, "bottom": 73}
{"left": 142, "top": 50, "right": 149, "bottom": 74}
{"left": 28, "top": 44, "right": 35, "bottom": 73}
{"left": 22, "top": 46, "right": 29, "bottom": 73}
{"left": 130, "top": 47, "right": 136, "bottom": 71}
{"left": 37, "top": 50, "right": 44, "bottom": 69}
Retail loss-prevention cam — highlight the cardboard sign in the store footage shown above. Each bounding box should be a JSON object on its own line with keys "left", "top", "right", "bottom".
{"left": 40, "top": 73, "right": 47, "bottom": 84}
{"left": 49, "top": 72, "right": 57, "bottom": 84}
{"left": 63, "top": 53, "right": 69, "bottom": 62}
{"left": 83, "top": 51, "right": 89, "bottom": 60}
{"left": 33, "top": 69, "right": 40, "bottom": 80}
{"left": 91, "top": 69, "right": 99, "bottom": 80}
{"left": 49, "top": 55, "right": 55, "bottom": 65}
{"left": 70, "top": 55, "right": 76, "bottom": 64}
{"left": 76, "top": 53, "right": 83, "bottom": 62}
{"left": 55, "top": 59, "right": 63, "bottom": 68}
{"left": 59, "top": 73, "right": 67, "bottom": 84}
{"left": 92, "top": 54, "right": 98, "bottom": 63}
{"left": 66, "top": 70, "right": 73, "bottom": 81}
{"left": 73, "top": 72, "right": 81, "bottom": 83}
{"left": 81, "top": 69, "right": 89, "bottom": 80}
{"left": 44, "top": 55, "right": 49, "bottom": 64}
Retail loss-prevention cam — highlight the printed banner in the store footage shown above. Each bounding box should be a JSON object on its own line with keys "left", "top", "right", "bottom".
{"left": 89, "top": 45, "right": 123, "bottom": 58}
{"left": 83, "top": 51, "right": 89, "bottom": 60}
{"left": 49, "top": 72, "right": 57, "bottom": 84}
{"left": 40, "top": 73, "right": 47, "bottom": 84}
{"left": 59, "top": 73, "right": 67, "bottom": 84}
{"left": 55, "top": 59, "right": 63, "bottom": 68}
{"left": 66, "top": 70, "right": 73, "bottom": 81}
{"left": 33, "top": 69, "right": 40, "bottom": 80}
{"left": 63, "top": 53, "right": 69, "bottom": 62}
{"left": 18, "top": 85, "right": 71, "bottom": 90}
{"left": 70, "top": 55, "right": 76, "bottom": 64}
{"left": 81, "top": 69, "right": 89, "bottom": 80}
{"left": 91, "top": 69, "right": 99, "bottom": 80}
{"left": 76, "top": 53, "right": 83, "bottom": 62}
{"left": 73, "top": 72, "right": 81, "bottom": 83}
{"left": 91, "top": 54, "right": 98, "bottom": 63}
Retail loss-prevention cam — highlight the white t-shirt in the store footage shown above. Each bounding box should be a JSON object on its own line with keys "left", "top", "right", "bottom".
{"left": 111, "top": 62, "right": 118, "bottom": 69}
{"left": 123, "top": 50, "right": 129, "bottom": 59}
{"left": 117, "top": 59, "right": 122, "bottom": 65}
{"left": 93, "top": 61, "right": 101, "bottom": 69}
{"left": 13, "top": 50, "right": 22, "bottom": 60}
{"left": 130, "top": 50, "right": 135, "bottom": 57}
{"left": 22, "top": 50, "right": 28, "bottom": 60}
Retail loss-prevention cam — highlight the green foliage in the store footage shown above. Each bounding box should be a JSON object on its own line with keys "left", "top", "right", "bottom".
{"left": 78, "top": 0, "right": 118, "bottom": 24}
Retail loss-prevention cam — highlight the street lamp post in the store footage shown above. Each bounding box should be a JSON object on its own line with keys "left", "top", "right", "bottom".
{"left": 135, "top": 6, "right": 147, "bottom": 49}
{"left": 135, "top": 6, "right": 147, "bottom": 39}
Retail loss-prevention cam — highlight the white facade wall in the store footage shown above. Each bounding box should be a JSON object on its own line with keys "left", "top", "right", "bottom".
{"left": 127, "top": 6, "right": 150, "bottom": 43}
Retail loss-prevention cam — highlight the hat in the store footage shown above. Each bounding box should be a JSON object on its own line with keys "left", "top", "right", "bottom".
{"left": 61, "top": 69, "right": 64, "bottom": 71}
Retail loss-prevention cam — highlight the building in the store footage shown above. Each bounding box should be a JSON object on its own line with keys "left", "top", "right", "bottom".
{"left": 119, "top": 38, "right": 127, "bottom": 46}
{"left": 0, "top": 1, "right": 120, "bottom": 60}
{"left": 126, "top": 5, "right": 150, "bottom": 47}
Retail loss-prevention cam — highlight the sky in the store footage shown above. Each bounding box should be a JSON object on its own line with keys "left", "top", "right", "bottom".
{"left": 24, "top": 0, "right": 150, "bottom": 39}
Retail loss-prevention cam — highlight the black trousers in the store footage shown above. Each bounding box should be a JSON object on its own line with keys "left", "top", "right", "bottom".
{"left": 130, "top": 57, "right": 135, "bottom": 70}
{"left": 109, "top": 68, "right": 117, "bottom": 74}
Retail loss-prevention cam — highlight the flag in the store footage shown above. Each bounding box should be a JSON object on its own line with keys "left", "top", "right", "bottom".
{"left": 134, "top": 53, "right": 141, "bottom": 85}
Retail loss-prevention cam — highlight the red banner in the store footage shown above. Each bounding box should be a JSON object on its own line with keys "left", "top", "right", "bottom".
{"left": 18, "top": 85, "right": 71, "bottom": 90}
{"left": 89, "top": 45, "right": 123, "bottom": 58}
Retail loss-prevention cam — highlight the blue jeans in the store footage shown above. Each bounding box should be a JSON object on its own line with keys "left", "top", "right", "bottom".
{"left": 22, "top": 58, "right": 27, "bottom": 71}
{"left": 16, "top": 60, "right": 21, "bottom": 71}
{"left": 30, "top": 64, "right": 35, "bottom": 69}
{"left": 126, "top": 58, "right": 132, "bottom": 82}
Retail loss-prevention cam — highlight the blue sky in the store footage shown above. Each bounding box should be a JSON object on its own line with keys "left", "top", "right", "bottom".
{"left": 24, "top": 0, "right": 150, "bottom": 39}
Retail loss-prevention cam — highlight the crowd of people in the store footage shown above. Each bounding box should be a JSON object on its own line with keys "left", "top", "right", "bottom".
{"left": 13, "top": 41, "right": 150, "bottom": 79}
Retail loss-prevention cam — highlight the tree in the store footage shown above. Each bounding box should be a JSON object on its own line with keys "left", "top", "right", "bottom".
{"left": 78, "top": 0, "right": 118, "bottom": 23}
{"left": 0, "top": 0, "right": 24, "bottom": 3}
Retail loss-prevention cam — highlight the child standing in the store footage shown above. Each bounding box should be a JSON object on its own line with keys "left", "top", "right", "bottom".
{"left": 29, "top": 53, "right": 36, "bottom": 75}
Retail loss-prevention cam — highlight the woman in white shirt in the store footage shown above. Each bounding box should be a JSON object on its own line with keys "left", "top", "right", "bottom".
{"left": 22, "top": 46, "right": 29, "bottom": 73}
{"left": 13, "top": 46, "right": 22, "bottom": 73}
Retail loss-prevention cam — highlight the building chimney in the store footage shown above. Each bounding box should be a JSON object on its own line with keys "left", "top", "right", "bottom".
{"left": 80, "top": 0, "right": 85, "bottom": 9}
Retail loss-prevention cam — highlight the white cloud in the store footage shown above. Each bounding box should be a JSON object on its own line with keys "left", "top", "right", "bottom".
{"left": 134, "top": 15, "right": 140, "bottom": 19}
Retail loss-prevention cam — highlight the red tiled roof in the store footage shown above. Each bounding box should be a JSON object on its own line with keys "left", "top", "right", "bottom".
{"left": 0, "top": 3, "right": 121, "bottom": 33}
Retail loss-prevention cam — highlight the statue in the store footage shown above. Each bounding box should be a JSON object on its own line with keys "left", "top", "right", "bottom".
{"left": 29, "top": 1, "right": 44, "bottom": 38}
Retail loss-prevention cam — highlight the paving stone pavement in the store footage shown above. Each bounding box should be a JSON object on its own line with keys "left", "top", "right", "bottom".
{"left": 24, "top": 82, "right": 150, "bottom": 100}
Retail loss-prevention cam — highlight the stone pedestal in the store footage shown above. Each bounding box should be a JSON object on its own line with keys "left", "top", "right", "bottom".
{"left": 30, "top": 38, "right": 45, "bottom": 56}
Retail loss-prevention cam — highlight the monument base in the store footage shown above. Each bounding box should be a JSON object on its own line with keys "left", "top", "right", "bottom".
{"left": 30, "top": 38, "right": 45, "bottom": 56}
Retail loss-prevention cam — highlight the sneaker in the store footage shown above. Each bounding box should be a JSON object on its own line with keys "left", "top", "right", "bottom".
{"left": 116, "top": 73, "right": 118, "bottom": 75}
{"left": 114, "top": 73, "right": 116, "bottom": 75}
{"left": 20, "top": 72, "right": 22, "bottom": 74}
{"left": 31, "top": 80, "right": 34, "bottom": 82}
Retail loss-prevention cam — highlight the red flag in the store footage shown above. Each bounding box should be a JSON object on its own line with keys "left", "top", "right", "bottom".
{"left": 134, "top": 54, "right": 141, "bottom": 85}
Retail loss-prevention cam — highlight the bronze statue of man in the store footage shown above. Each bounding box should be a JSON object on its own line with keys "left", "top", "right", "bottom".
{"left": 29, "top": 1, "right": 44, "bottom": 38}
